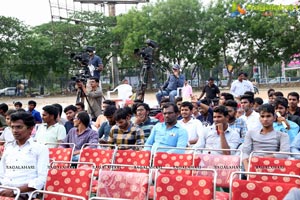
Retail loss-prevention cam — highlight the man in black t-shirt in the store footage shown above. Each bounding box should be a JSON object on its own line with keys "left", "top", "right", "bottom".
{"left": 198, "top": 77, "right": 220, "bottom": 101}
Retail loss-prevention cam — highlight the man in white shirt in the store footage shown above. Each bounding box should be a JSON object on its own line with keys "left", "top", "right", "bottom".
{"left": 178, "top": 101, "right": 204, "bottom": 147}
{"left": 0, "top": 112, "right": 49, "bottom": 199}
{"left": 230, "top": 72, "right": 250, "bottom": 100}
{"left": 197, "top": 105, "right": 240, "bottom": 155}
{"left": 34, "top": 105, "right": 66, "bottom": 147}
{"left": 239, "top": 95, "right": 262, "bottom": 133}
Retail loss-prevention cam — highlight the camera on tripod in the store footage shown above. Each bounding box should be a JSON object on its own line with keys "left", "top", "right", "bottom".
{"left": 134, "top": 39, "right": 158, "bottom": 66}
{"left": 70, "top": 46, "right": 95, "bottom": 67}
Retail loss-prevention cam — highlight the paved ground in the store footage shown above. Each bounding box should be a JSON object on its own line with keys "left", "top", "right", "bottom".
{"left": 0, "top": 86, "right": 298, "bottom": 118}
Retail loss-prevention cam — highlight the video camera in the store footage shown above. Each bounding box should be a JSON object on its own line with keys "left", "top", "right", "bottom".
{"left": 70, "top": 46, "right": 96, "bottom": 67}
{"left": 134, "top": 39, "right": 158, "bottom": 65}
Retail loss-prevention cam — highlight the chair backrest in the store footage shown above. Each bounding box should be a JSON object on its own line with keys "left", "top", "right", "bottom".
{"left": 154, "top": 167, "right": 216, "bottom": 200}
{"left": 47, "top": 143, "right": 75, "bottom": 164}
{"left": 79, "top": 144, "right": 116, "bottom": 177}
{"left": 107, "top": 84, "right": 132, "bottom": 101}
{"left": 248, "top": 151, "right": 300, "bottom": 184}
{"left": 194, "top": 148, "right": 242, "bottom": 187}
{"left": 96, "top": 164, "right": 150, "bottom": 200}
{"left": 152, "top": 147, "right": 197, "bottom": 175}
{"left": 114, "top": 145, "right": 152, "bottom": 173}
{"left": 0, "top": 186, "right": 20, "bottom": 200}
{"left": 230, "top": 171, "right": 300, "bottom": 200}
{"left": 28, "top": 190, "right": 85, "bottom": 200}
{"left": 45, "top": 161, "right": 95, "bottom": 200}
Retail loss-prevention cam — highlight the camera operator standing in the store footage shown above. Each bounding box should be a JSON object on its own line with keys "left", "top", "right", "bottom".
{"left": 76, "top": 76, "right": 102, "bottom": 121}
{"left": 86, "top": 46, "right": 104, "bottom": 80}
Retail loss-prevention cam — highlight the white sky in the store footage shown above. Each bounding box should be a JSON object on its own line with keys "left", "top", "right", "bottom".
{"left": 0, "top": 0, "right": 297, "bottom": 26}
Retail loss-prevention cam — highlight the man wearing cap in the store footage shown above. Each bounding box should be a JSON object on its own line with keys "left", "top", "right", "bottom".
{"left": 156, "top": 64, "right": 185, "bottom": 104}
{"left": 198, "top": 77, "right": 220, "bottom": 101}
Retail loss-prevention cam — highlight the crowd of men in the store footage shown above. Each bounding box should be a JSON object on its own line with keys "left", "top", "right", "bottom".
{"left": 0, "top": 67, "right": 300, "bottom": 199}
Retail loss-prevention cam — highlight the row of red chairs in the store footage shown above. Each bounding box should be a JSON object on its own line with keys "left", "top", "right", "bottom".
{"left": 1, "top": 144, "right": 300, "bottom": 200}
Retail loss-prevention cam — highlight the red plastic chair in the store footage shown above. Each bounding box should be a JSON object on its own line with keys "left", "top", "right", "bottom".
{"left": 194, "top": 148, "right": 242, "bottom": 188}
{"left": 248, "top": 151, "right": 300, "bottom": 184}
{"left": 154, "top": 167, "right": 217, "bottom": 200}
{"left": 229, "top": 171, "right": 300, "bottom": 200}
{"left": 45, "top": 161, "right": 95, "bottom": 199}
{"left": 28, "top": 190, "right": 85, "bottom": 200}
{"left": 78, "top": 144, "right": 116, "bottom": 194}
{"left": 47, "top": 143, "right": 75, "bottom": 167}
{"left": 96, "top": 164, "right": 150, "bottom": 200}
{"left": 114, "top": 145, "right": 152, "bottom": 173}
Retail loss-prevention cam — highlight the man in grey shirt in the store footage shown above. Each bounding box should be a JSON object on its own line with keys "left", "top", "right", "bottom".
{"left": 242, "top": 104, "right": 290, "bottom": 171}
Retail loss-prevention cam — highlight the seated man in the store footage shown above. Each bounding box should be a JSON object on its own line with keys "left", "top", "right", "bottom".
{"left": 291, "top": 133, "right": 300, "bottom": 159}
{"left": 60, "top": 111, "right": 99, "bottom": 161}
{"left": 99, "top": 105, "right": 117, "bottom": 142}
{"left": 242, "top": 104, "right": 290, "bottom": 171}
{"left": 108, "top": 108, "right": 144, "bottom": 149}
{"left": 144, "top": 103, "right": 188, "bottom": 154}
{"left": 196, "top": 105, "right": 240, "bottom": 155}
{"left": 34, "top": 105, "right": 66, "bottom": 148}
{"left": 156, "top": 64, "right": 185, "bottom": 104}
{"left": 0, "top": 112, "right": 49, "bottom": 199}
{"left": 133, "top": 103, "right": 159, "bottom": 142}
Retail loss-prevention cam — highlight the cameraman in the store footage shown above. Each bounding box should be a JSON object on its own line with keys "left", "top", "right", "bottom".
{"left": 156, "top": 64, "right": 185, "bottom": 104}
{"left": 76, "top": 76, "right": 102, "bottom": 121}
{"left": 86, "top": 47, "right": 103, "bottom": 80}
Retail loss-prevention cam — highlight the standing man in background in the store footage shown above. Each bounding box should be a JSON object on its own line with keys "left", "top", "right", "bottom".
{"left": 86, "top": 46, "right": 103, "bottom": 80}
{"left": 77, "top": 76, "right": 102, "bottom": 121}
{"left": 230, "top": 72, "right": 250, "bottom": 100}
{"left": 198, "top": 77, "right": 220, "bottom": 101}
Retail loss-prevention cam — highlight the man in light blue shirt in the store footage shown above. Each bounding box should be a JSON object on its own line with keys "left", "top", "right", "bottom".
{"left": 273, "top": 96, "right": 299, "bottom": 144}
{"left": 156, "top": 64, "right": 185, "bottom": 104}
{"left": 144, "top": 103, "right": 188, "bottom": 154}
{"left": 291, "top": 133, "right": 300, "bottom": 159}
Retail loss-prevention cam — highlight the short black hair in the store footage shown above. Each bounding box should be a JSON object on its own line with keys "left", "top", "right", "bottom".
{"left": 254, "top": 97, "right": 264, "bottom": 106}
{"left": 180, "top": 101, "right": 193, "bottom": 110}
{"left": 10, "top": 112, "right": 35, "bottom": 127}
{"left": 114, "top": 108, "right": 130, "bottom": 121}
{"left": 240, "top": 94, "right": 254, "bottom": 104}
{"left": 160, "top": 97, "right": 170, "bottom": 104}
{"left": 52, "top": 103, "right": 63, "bottom": 116}
{"left": 200, "top": 98, "right": 211, "bottom": 106}
{"left": 244, "top": 91, "right": 254, "bottom": 98}
{"left": 208, "top": 77, "right": 214, "bottom": 81}
{"left": 64, "top": 105, "right": 77, "bottom": 113}
{"left": 162, "top": 102, "right": 179, "bottom": 113}
{"left": 90, "top": 76, "right": 99, "bottom": 83}
{"left": 175, "top": 97, "right": 183, "bottom": 104}
{"left": 43, "top": 105, "right": 59, "bottom": 120}
{"left": 28, "top": 100, "right": 37, "bottom": 107}
{"left": 274, "top": 91, "right": 284, "bottom": 97}
{"left": 75, "top": 102, "right": 85, "bottom": 110}
{"left": 136, "top": 103, "right": 150, "bottom": 112}
{"left": 238, "top": 72, "right": 245, "bottom": 76}
{"left": 220, "top": 92, "right": 234, "bottom": 101}
{"left": 5, "top": 109, "right": 17, "bottom": 116}
{"left": 0, "top": 103, "right": 8, "bottom": 113}
{"left": 267, "top": 88, "right": 275, "bottom": 95}
{"left": 213, "top": 105, "right": 229, "bottom": 117}
{"left": 14, "top": 101, "right": 22, "bottom": 107}
{"left": 103, "top": 100, "right": 116, "bottom": 106}
{"left": 258, "top": 103, "right": 274, "bottom": 114}
{"left": 104, "top": 105, "right": 117, "bottom": 117}
{"left": 77, "top": 111, "right": 90, "bottom": 127}
{"left": 288, "top": 92, "right": 299, "bottom": 101}
{"left": 274, "top": 96, "right": 288, "bottom": 109}
{"left": 224, "top": 100, "right": 238, "bottom": 109}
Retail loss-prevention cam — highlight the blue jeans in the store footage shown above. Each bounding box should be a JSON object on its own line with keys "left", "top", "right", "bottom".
{"left": 156, "top": 90, "right": 177, "bottom": 104}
